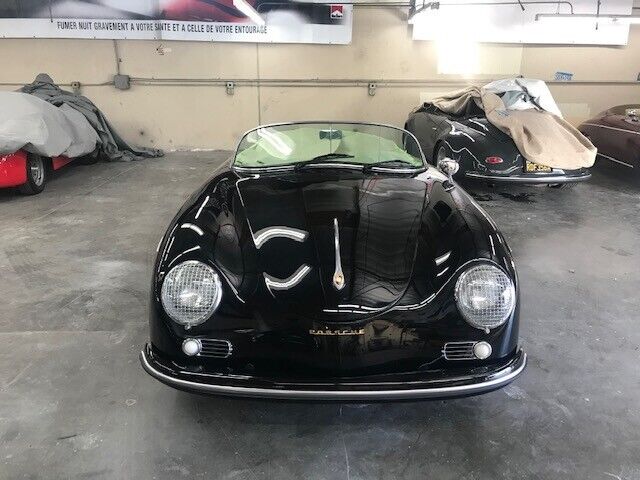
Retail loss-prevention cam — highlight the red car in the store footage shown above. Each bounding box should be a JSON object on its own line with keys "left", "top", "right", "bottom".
{"left": 579, "top": 104, "right": 640, "bottom": 176}
{"left": 0, "top": 150, "right": 74, "bottom": 195}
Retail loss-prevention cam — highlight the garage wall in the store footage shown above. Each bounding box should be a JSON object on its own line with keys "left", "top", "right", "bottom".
{"left": 521, "top": 25, "right": 640, "bottom": 124}
{"left": 0, "top": 8, "right": 639, "bottom": 150}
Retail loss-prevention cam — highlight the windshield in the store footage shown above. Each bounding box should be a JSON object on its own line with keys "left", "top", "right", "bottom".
{"left": 233, "top": 122, "right": 425, "bottom": 170}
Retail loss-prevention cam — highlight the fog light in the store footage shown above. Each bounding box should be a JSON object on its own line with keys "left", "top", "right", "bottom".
{"left": 182, "top": 338, "right": 202, "bottom": 356}
{"left": 473, "top": 341, "right": 492, "bottom": 360}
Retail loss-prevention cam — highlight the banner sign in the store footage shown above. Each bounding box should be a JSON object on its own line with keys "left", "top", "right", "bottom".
{"left": 0, "top": 1, "right": 352, "bottom": 44}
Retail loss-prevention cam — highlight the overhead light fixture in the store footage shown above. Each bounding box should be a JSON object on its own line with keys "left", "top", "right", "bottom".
{"left": 233, "top": 0, "right": 265, "bottom": 25}
{"left": 535, "top": 13, "right": 640, "bottom": 24}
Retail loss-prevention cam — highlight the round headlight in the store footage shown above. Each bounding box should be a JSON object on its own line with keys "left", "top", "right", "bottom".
{"left": 161, "top": 260, "right": 222, "bottom": 327}
{"left": 454, "top": 264, "right": 515, "bottom": 330}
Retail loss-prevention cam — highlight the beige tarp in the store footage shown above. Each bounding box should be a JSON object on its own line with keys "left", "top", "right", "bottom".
{"left": 430, "top": 85, "right": 596, "bottom": 170}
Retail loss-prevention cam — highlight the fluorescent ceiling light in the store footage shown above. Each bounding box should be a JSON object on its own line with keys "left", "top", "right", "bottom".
{"left": 535, "top": 13, "right": 640, "bottom": 24}
{"left": 233, "top": 0, "right": 265, "bottom": 25}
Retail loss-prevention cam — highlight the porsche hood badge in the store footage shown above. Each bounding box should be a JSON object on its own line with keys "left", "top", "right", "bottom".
{"left": 333, "top": 218, "right": 345, "bottom": 290}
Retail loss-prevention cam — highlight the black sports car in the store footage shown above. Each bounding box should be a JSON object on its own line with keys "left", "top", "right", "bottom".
{"left": 405, "top": 103, "right": 591, "bottom": 187}
{"left": 140, "top": 122, "right": 526, "bottom": 400}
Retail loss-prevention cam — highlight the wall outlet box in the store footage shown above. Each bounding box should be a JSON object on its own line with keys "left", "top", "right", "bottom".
{"left": 114, "top": 74, "right": 131, "bottom": 90}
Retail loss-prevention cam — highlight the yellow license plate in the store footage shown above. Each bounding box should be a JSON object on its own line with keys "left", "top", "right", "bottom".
{"left": 525, "top": 161, "right": 552, "bottom": 173}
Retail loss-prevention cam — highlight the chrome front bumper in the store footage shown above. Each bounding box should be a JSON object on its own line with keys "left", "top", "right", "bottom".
{"left": 140, "top": 345, "right": 527, "bottom": 401}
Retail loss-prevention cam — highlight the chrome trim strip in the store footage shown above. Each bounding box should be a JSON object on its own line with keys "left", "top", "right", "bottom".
{"left": 253, "top": 226, "right": 309, "bottom": 249}
{"left": 368, "top": 166, "right": 423, "bottom": 173}
{"left": 464, "top": 172, "right": 591, "bottom": 183}
{"left": 333, "top": 218, "right": 345, "bottom": 290}
{"left": 582, "top": 122, "right": 640, "bottom": 136}
{"left": 140, "top": 348, "right": 526, "bottom": 400}
{"left": 234, "top": 165, "right": 295, "bottom": 173}
{"left": 297, "top": 163, "right": 363, "bottom": 170}
{"left": 264, "top": 264, "right": 311, "bottom": 292}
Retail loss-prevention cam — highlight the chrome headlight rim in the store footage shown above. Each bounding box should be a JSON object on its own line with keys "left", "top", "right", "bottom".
{"left": 160, "top": 260, "right": 223, "bottom": 328}
{"left": 454, "top": 262, "right": 516, "bottom": 331}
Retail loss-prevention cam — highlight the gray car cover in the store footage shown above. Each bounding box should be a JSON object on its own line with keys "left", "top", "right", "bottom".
{"left": 0, "top": 91, "right": 98, "bottom": 158}
{"left": 19, "top": 74, "right": 163, "bottom": 162}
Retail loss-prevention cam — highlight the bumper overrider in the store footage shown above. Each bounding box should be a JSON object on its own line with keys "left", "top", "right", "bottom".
{"left": 140, "top": 344, "right": 526, "bottom": 401}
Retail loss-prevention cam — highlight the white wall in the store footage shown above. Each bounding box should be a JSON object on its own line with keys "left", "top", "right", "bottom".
{"left": 0, "top": 8, "right": 639, "bottom": 150}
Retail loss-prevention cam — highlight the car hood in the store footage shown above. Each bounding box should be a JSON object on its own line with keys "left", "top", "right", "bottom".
{"left": 235, "top": 172, "right": 428, "bottom": 321}
{"left": 151, "top": 168, "right": 517, "bottom": 376}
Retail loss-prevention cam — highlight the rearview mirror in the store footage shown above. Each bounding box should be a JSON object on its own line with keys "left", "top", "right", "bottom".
{"left": 438, "top": 157, "right": 459, "bottom": 181}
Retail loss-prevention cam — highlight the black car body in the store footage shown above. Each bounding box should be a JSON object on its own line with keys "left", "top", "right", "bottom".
{"left": 405, "top": 103, "right": 591, "bottom": 186}
{"left": 140, "top": 122, "right": 526, "bottom": 400}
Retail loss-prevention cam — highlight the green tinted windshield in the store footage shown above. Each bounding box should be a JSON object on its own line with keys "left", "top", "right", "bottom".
{"left": 234, "top": 123, "right": 424, "bottom": 170}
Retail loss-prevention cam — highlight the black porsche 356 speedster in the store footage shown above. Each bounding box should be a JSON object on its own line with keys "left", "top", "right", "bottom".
{"left": 140, "top": 122, "right": 526, "bottom": 400}
{"left": 405, "top": 102, "right": 591, "bottom": 187}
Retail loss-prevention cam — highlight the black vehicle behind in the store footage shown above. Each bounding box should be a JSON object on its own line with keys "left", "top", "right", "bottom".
{"left": 141, "top": 122, "right": 526, "bottom": 400}
{"left": 405, "top": 96, "right": 591, "bottom": 187}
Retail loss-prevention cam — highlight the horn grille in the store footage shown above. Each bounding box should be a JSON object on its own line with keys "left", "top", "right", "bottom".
{"left": 199, "top": 339, "right": 233, "bottom": 358}
{"left": 443, "top": 341, "right": 476, "bottom": 360}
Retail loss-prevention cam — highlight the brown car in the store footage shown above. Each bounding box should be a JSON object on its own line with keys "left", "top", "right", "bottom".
{"left": 579, "top": 104, "right": 640, "bottom": 176}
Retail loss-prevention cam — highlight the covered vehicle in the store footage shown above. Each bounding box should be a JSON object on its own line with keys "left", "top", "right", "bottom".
{"left": 0, "top": 91, "right": 98, "bottom": 194}
{"left": 405, "top": 79, "right": 593, "bottom": 187}
{"left": 140, "top": 122, "right": 526, "bottom": 400}
{"left": 578, "top": 104, "right": 640, "bottom": 175}
{"left": 1, "top": 75, "right": 162, "bottom": 195}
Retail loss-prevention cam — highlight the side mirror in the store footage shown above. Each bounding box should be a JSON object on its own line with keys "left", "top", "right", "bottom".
{"left": 438, "top": 157, "right": 459, "bottom": 182}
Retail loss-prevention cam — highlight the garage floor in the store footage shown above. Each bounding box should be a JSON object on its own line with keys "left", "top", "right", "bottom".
{"left": 1, "top": 152, "right": 639, "bottom": 479}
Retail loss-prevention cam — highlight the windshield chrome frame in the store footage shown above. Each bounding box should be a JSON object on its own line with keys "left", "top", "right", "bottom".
{"left": 231, "top": 121, "right": 428, "bottom": 172}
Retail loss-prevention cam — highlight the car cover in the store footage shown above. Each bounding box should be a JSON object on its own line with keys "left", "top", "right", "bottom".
{"left": 19, "top": 74, "right": 163, "bottom": 162}
{"left": 483, "top": 78, "right": 563, "bottom": 118}
{"left": 429, "top": 78, "right": 596, "bottom": 170}
{"left": 0, "top": 91, "right": 98, "bottom": 158}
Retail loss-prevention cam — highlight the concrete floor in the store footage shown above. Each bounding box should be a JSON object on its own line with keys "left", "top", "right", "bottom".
{"left": 1, "top": 152, "right": 639, "bottom": 480}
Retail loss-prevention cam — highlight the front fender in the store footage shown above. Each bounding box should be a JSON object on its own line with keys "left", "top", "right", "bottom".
{"left": 441, "top": 121, "right": 523, "bottom": 175}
